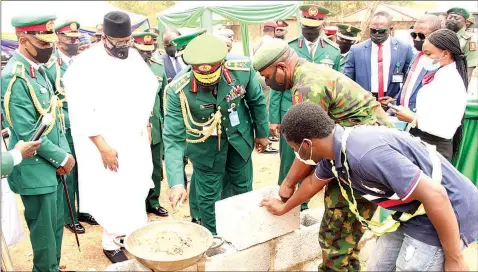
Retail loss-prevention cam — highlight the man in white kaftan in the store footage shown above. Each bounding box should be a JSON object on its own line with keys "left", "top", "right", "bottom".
{"left": 62, "top": 11, "right": 158, "bottom": 263}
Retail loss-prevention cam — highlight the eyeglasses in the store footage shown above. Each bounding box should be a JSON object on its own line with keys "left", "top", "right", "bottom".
{"left": 410, "top": 32, "right": 426, "bottom": 41}
{"left": 58, "top": 35, "right": 80, "bottom": 44}
{"left": 106, "top": 36, "right": 134, "bottom": 48}
{"left": 370, "top": 28, "right": 388, "bottom": 34}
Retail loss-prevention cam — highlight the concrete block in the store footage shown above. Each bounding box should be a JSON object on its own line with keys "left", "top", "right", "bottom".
{"left": 205, "top": 240, "right": 272, "bottom": 271}
{"left": 272, "top": 209, "right": 323, "bottom": 271}
{"left": 216, "top": 185, "right": 300, "bottom": 250}
{"left": 104, "top": 260, "right": 151, "bottom": 271}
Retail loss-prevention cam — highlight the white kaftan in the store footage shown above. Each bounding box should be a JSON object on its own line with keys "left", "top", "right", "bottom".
{"left": 63, "top": 43, "right": 158, "bottom": 235}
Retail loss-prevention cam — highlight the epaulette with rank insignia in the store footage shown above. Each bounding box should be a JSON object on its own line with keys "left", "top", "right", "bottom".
{"left": 323, "top": 37, "right": 340, "bottom": 51}
{"left": 12, "top": 62, "right": 26, "bottom": 78}
{"left": 150, "top": 57, "right": 164, "bottom": 65}
{"left": 461, "top": 31, "right": 472, "bottom": 40}
{"left": 224, "top": 59, "right": 250, "bottom": 71}
{"left": 169, "top": 70, "right": 191, "bottom": 94}
{"left": 45, "top": 55, "right": 57, "bottom": 69}
{"left": 287, "top": 37, "right": 299, "bottom": 44}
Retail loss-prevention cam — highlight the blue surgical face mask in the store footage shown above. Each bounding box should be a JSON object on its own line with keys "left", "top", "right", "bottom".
{"left": 423, "top": 51, "right": 445, "bottom": 71}
{"left": 294, "top": 139, "right": 318, "bottom": 166}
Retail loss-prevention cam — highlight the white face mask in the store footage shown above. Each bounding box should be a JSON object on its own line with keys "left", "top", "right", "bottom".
{"left": 294, "top": 139, "right": 318, "bottom": 166}
{"left": 423, "top": 52, "right": 445, "bottom": 71}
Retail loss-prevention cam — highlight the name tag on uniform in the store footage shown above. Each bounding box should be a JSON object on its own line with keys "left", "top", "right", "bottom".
{"left": 40, "top": 87, "right": 48, "bottom": 94}
{"left": 229, "top": 111, "right": 240, "bottom": 127}
{"left": 392, "top": 73, "right": 404, "bottom": 83}
{"left": 200, "top": 103, "right": 215, "bottom": 110}
{"left": 203, "top": 125, "right": 217, "bottom": 136}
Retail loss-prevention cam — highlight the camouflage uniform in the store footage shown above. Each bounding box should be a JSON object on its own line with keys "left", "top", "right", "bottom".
{"left": 291, "top": 59, "right": 394, "bottom": 271}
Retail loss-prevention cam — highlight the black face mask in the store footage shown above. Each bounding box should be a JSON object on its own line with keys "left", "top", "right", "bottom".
{"left": 265, "top": 67, "right": 288, "bottom": 92}
{"left": 104, "top": 43, "right": 129, "bottom": 60}
{"left": 446, "top": 20, "right": 462, "bottom": 32}
{"left": 26, "top": 40, "right": 53, "bottom": 63}
{"left": 66, "top": 43, "right": 79, "bottom": 56}
{"left": 302, "top": 27, "right": 321, "bottom": 42}
{"left": 165, "top": 46, "right": 176, "bottom": 58}
{"left": 338, "top": 41, "right": 353, "bottom": 54}
{"left": 413, "top": 40, "right": 424, "bottom": 52}
{"left": 370, "top": 31, "right": 389, "bottom": 45}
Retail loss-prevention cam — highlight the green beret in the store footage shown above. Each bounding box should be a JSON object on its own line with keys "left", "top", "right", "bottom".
{"left": 299, "top": 4, "right": 329, "bottom": 27}
{"left": 447, "top": 7, "right": 470, "bottom": 20}
{"left": 133, "top": 32, "right": 159, "bottom": 51}
{"left": 183, "top": 33, "right": 227, "bottom": 65}
{"left": 11, "top": 14, "right": 58, "bottom": 43}
{"left": 55, "top": 21, "right": 81, "bottom": 37}
{"left": 336, "top": 24, "right": 361, "bottom": 41}
{"left": 252, "top": 39, "right": 288, "bottom": 72}
{"left": 170, "top": 29, "right": 207, "bottom": 50}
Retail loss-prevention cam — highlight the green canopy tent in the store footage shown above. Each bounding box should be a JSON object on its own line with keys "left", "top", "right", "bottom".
{"left": 157, "top": 1, "right": 301, "bottom": 57}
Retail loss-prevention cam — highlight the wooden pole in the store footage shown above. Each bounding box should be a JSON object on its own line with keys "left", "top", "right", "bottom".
{"left": 357, "top": 1, "right": 381, "bottom": 42}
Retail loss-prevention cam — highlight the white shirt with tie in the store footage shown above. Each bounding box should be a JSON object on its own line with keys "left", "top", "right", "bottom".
{"left": 58, "top": 50, "right": 72, "bottom": 67}
{"left": 370, "top": 37, "right": 391, "bottom": 94}
{"left": 305, "top": 39, "right": 319, "bottom": 59}
{"left": 169, "top": 55, "right": 185, "bottom": 73}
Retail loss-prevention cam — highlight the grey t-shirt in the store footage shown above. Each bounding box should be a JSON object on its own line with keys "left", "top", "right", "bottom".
{"left": 315, "top": 125, "right": 478, "bottom": 246}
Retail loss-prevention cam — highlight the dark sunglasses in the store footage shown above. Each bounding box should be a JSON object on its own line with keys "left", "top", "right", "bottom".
{"left": 370, "top": 28, "right": 388, "bottom": 34}
{"left": 410, "top": 32, "right": 426, "bottom": 41}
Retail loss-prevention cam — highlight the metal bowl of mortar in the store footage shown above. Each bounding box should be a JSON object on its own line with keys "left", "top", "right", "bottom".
{"left": 115, "top": 220, "right": 223, "bottom": 271}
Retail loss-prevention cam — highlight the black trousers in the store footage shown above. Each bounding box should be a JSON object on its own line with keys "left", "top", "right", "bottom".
{"left": 409, "top": 128, "right": 453, "bottom": 161}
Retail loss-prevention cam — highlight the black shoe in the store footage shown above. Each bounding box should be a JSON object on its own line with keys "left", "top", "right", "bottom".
{"left": 147, "top": 206, "right": 169, "bottom": 217}
{"left": 191, "top": 218, "right": 201, "bottom": 225}
{"left": 78, "top": 215, "right": 99, "bottom": 225}
{"left": 103, "top": 249, "right": 128, "bottom": 264}
{"left": 268, "top": 136, "right": 279, "bottom": 142}
{"left": 300, "top": 206, "right": 309, "bottom": 212}
{"left": 264, "top": 145, "right": 279, "bottom": 154}
{"left": 64, "top": 223, "right": 85, "bottom": 234}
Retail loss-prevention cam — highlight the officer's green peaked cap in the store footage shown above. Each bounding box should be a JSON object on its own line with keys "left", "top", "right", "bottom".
{"left": 183, "top": 33, "right": 227, "bottom": 65}
{"left": 253, "top": 39, "right": 288, "bottom": 72}
{"left": 447, "top": 7, "right": 470, "bottom": 20}
{"left": 170, "top": 29, "right": 207, "bottom": 50}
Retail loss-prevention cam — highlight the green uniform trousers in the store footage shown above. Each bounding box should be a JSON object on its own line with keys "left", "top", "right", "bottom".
{"left": 190, "top": 142, "right": 253, "bottom": 234}
{"left": 318, "top": 181, "right": 377, "bottom": 271}
{"left": 21, "top": 181, "right": 64, "bottom": 272}
{"left": 146, "top": 142, "right": 163, "bottom": 209}
{"left": 64, "top": 129, "right": 89, "bottom": 224}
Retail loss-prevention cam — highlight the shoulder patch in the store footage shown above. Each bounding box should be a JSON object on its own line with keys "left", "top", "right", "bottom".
{"left": 288, "top": 37, "right": 299, "bottom": 44}
{"left": 12, "top": 62, "right": 26, "bottom": 78}
{"left": 46, "top": 55, "right": 57, "bottom": 69}
{"left": 469, "top": 41, "right": 476, "bottom": 51}
{"left": 169, "top": 71, "right": 191, "bottom": 94}
{"left": 224, "top": 59, "right": 250, "bottom": 71}
{"left": 150, "top": 57, "right": 164, "bottom": 65}
{"left": 323, "top": 37, "right": 340, "bottom": 51}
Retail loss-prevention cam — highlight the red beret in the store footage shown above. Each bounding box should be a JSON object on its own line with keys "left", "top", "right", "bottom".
{"left": 264, "top": 20, "right": 277, "bottom": 29}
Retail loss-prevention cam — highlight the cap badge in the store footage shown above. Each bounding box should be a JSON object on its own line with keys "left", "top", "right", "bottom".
{"left": 347, "top": 25, "right": 352, "bottom": 32}
{"left": 144, "top": 35, "right": 152, "bottom": 43}
{"left": 308, "top": 6, "right": 319, "bottom": 16}
{"left": 46, "top": 21, "right": 54, "bottom": 31}
{"left": 198, "top": 64, "right": 212, "bottom": 72}
{"left": 70, "top": 22, "right": 78, "bottom": 31}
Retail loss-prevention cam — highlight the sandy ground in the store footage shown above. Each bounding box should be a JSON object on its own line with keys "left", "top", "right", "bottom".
{"left": 7, "top": 140, "right": 478, "bottom": 271}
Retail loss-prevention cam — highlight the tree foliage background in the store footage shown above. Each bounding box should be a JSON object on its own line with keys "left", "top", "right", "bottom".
{"left": 110, "top": 1, "right": 174, "bottom": 24}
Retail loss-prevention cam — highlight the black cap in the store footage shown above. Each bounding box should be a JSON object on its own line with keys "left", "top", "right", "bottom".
{"left": 103, "top": 11, "right": 131, "bottom": 38}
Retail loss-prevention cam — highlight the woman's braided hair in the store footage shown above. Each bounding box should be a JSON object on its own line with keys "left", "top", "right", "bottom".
{"left": 427, "top": 28, "right": 468, "bottom": 89}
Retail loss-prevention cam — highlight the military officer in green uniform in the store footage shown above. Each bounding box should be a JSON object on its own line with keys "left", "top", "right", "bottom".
{"left": 163, "top": 33, "right": 269, "bottom": 234}
{"left": 268, "top": 4, "right": 341, "bottom": 210}
{"left": 45, "top": 20, "right": 98, "bottom": 235}
{"left": 1, "top": 15, "right": 76, "bottom": 271}
{"left": 253, "top": 40, "right": 393, "bottom": 271}
{"left": 1, "top": 140, "right": 41, "bottom": 179}
{"left": 132, "top": 31, "right": 169, "bottom": 217}
{"left": 335, "top": 24, "right": 361, "bottom": 72}
{"left": 446, "top": 7, "right": 477, "bottom": 82}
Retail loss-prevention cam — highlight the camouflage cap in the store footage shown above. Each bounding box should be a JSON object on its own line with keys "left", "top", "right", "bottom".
{"left": 133, "top": 32, "right": 158, "bottom": 51}
{"left": 447, "top": 7, "right": 471, "bottom": 20}
{"left": 183, "top": 33, "right": 227, "bottom": 66}
{"left": 55, "top": 21, "right": 81, "bottom": 38}
{"left": 299, "top": 4, "right": 329, "bottom": 27}
{"left": 336, "top": 24, "right": 361, "bottom": 41}
{"left": 252, "top": 38, "right": 288, "bottom": 72}
{"left": 170, "top": 29, "right": 207, "bottom": 50}
{"left": 12, "top": 14, "right": 58, "bottom": 43}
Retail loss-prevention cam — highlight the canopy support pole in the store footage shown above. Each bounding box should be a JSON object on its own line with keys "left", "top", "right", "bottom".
{"left": 201, "top": 9, "right": 213, "bottom": 33}
{"left": 296, "top": 9, "right": 302, "bottom": 37}
{"left": 240, "top": 22, "right": 250, "bottom": 57}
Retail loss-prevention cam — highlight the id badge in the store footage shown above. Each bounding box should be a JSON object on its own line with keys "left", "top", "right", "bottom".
{"left": 203, "top": 125, "right": 217, "bottom": 136}
{"left": 229, "top": 111, "right": 240, "bottom": 127}
{"left": 392, "top": 73, "right": 404, "bottom": 83}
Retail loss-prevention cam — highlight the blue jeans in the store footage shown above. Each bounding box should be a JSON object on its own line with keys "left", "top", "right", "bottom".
{"left": 367, "top": 229, "right": 465, "bottom": 271}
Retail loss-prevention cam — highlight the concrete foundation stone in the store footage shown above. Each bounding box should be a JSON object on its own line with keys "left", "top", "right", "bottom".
{"left": 205, "top": 240, "right": 272, "bottom": 271}
{"left": 215, "top": 185, "right": 300, "bottom": 250}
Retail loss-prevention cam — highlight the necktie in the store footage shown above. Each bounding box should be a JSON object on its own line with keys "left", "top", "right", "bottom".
{"left": 377, "top": 43, "right": 384, "bottom": 99}
{"left": 309, "top": 43, "right": 315, "bottom": 59}
{"left": 400, "top": 52, "right": 424, "bottom": 106}
{"left": 174, "top": 57, "right": 182, "bottom": 73}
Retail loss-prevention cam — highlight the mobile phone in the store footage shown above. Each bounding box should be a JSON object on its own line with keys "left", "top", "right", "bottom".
{"left": 388, "top": 103, "right": 399, "bottom": 110}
